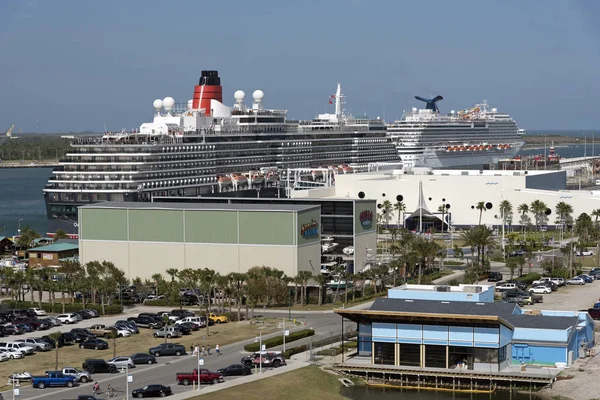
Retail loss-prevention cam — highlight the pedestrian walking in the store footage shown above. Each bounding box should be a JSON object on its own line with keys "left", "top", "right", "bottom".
{"left": 207, "top": 344, "right": 211, "bottom": 355}
{"left": 191, "top": 343, "right": 194, "bottom": 354}
{"left": 194, "top": 345, "right": 199, "bottom": 356}
{"left": 201, "top": 345, "right": 205, "bottom": 356}
{"left": 216, "top": 344, "right": 221, "bottom": 356}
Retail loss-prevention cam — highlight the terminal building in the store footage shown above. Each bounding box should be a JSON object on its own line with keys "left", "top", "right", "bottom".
{"left": 336, "top": 284, "right": 594, "bottom": 371}
{"left": 78, "top": 202, "right": 321, "bottom": 279}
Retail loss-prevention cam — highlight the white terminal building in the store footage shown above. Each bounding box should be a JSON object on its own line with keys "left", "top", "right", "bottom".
{"left": 290, "top": 167, "right": 600, "bottom": 229}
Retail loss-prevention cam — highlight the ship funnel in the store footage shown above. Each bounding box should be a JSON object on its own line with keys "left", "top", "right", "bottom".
{"left": 192, "top": 70, "right": 223, "bottom": 116}
{"left": 415, "top": 95, "right": 443, "bottom": 112}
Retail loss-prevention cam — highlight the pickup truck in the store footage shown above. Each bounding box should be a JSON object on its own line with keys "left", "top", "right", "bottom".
{"left": 53, "top": 367, "right": 92, "bottom": 383}
{"left": 88, "top": 324, "right": 112, "bottom": 337}
{"left": 176, "top": 368, "right": 224, "bottom": 385}
{"left": 241, "top": 351, "right": 286, "bottom": 368}
{"left": 584, "top": 308, "right": 600, "bottom": 320}
{"left": 32, "top": 371, "right": 77, "bottom": 389}
{"left": 208, "top": 313, "right": 228, "bottom": 324}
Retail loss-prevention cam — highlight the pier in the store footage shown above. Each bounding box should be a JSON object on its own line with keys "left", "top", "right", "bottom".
{"left": 0, "top": 162, "right": 59, "bottom": 168}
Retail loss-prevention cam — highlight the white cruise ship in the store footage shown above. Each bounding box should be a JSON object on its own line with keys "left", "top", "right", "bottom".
{"left": 387, "top": 95, "right": 525, "bottom": 168}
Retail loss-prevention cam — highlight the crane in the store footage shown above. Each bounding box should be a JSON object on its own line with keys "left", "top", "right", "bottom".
{"left": 6, "top": 125, "right": 14, "bottom": 138}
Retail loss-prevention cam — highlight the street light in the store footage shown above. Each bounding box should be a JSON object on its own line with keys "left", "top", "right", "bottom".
{"left": 17, "top": 219, "right": 23, "bottom": 234}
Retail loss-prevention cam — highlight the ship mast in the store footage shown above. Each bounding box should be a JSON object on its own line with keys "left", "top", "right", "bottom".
{"left": 335, "top": 83, "right": 342, "bottom": 120}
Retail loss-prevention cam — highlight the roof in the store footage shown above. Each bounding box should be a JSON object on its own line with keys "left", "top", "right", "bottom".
{"left": 506, "top": 314, "right": 578, "bottom": 330}
{"left": 30, "top": 243, "right": 79, "bottom": 252}
{"left": 335, "top": 298, "right": 518, "bottom": 328}
{"left": 32, "top": 237, "right": 53, "bottom": 244}
{"left": 0, "top": 237, "right": 13, "bottom": 242}
{"left": 153, "top": 196, "right": 374, "bottom": 204}
{"left": 81, "top": 201, "right": 319, "bottom": 213}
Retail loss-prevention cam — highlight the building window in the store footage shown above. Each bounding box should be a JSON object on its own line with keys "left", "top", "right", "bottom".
{"left": 474, "top": 348, "right": 499, "bottom": 364}
{"left": 399, "top": 343, "right": 420, "bottom": 367}
{"left": 425, "top": 345, "right": 447, "bottom": 368}
{"left": 498, "top": 345, "right": 507, "bottom": 363}
{"left": 374, "top": 342, "right": 395, "bottom": 365}
{"left": 449, "top": 346, "right": 473, "bottom": 370}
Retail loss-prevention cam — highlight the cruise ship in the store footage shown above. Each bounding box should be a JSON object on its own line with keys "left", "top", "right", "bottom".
{"left": 43, "top": 71, "right": 400, "bottom": 234}
{"left": 387, "top": 95, "right": 525, "bottom": 168}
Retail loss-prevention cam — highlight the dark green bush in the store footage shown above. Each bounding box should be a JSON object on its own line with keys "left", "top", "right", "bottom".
{"left": 283, "top": 344, "right": 307, "bottom": 359}
{"left": 515, "top": 273, "right": 542, "bottom": 285}
{"left": 223, "top": 311, "right": 245, "bottom": 322}
{"left": 244, "top": 329, "right": 314, "bottom": 352}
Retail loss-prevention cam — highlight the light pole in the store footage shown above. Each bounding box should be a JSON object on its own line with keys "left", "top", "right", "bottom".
{"left": 288, "top": 287, "right": 292, "bottom": 321}
{"left": 124, "top": 365, "right": 132, "bottom": 400}
{"left": 17, "top": 219, "right": 23, "bottom": 234}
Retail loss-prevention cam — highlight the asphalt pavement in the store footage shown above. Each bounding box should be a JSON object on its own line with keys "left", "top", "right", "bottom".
{"left": 0, "top": 308, "right": 344, "bottom": 400}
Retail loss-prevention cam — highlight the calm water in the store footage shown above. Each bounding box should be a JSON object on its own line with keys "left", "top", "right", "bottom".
{"left": 0, "top": 167, "right": 52, "bottom": 237}
{"left": 341, "top": 386, "right": 539, "bottom": 400}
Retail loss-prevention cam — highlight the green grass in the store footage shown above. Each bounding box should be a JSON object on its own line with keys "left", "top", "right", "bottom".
{"left": 191, "top": 365, "right": 347, "bottom": 400}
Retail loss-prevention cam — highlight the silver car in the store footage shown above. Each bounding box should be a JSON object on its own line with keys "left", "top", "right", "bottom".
{"left": 153, "top": 326, "right": 182, "bottom": 339}
{"left": 107, "top": 356, "right": 134, "bottom": 369}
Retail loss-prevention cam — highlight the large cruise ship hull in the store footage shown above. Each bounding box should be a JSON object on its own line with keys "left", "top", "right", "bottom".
{"left": 413, "top": 146, "right": 521, "bottom": 168}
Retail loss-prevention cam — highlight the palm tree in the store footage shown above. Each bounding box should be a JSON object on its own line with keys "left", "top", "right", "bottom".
{"left": 49, "top": 331, "right": 62, "bottom": 370}
{"left": 297, "top": 271, "right": 313, "bottom": 306}
{"left": 499, "top": 200, "right": 513, "bottom": 233}
{"left": 315, "top": 274, "right": 328, "bottom": 306}
{"left": 380, "top": 200, "right": 393, "bottom": 231}
{"left": 16, "top": 227, "right": 40, "bottom": 250}
{"left": 412, "top": 237, "right": 440, "bottom": 283}
{"left": 506, "top": 258, "right": 518, "bottom": 279}
{"left": 530, "top": 199, "right": 548, "bottom": 230}
{"left": 591, "top": 209, "right": 600, "bottom": 227}
{"left": 476, "top": 201, "right": 486, "bottom": 225}
{"left": 555, "top": 201, "right": 573, "bottom": 228}
{"left": 394, "top": 201, "right": 406, "bottom": 228}
{"left": 53, "top": 229, "right": 69, "bottom": 242}
{"left": 574, "top": 213, "right": 595, "bottom": 243}
{"left": 227, "top": 272, "right": 247, "bottom": 321}
{"left": 517, "top": 203, "right": 530, "bottom": 240}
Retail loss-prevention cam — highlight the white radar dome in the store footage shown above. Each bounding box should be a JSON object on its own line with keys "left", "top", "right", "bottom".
{"left": 491, "top": 108, "right": 498, "bottom": 113}
{"left": 234, "top": 90, "right": 246, "bottom": 101}
{"left": 253, "top": 90, "right": 264, "bottom": 101}
{"left": 153, "top": 99, "right": 163, "bottom": 110}
{"left": 450, "top": 110, "right": 455, "bottom": 114}
{"left": 163, "top": 97, "right": 175, "bottom": 110}
{"left": 187, "top": 99, "right": 193, "bottom": 110}
{"left": 411, "top": 107, "right": 418, "bottom": 113}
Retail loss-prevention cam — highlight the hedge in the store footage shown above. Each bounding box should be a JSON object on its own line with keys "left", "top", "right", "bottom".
{"left": 515, "top": 273, "right": 542, "bottom": 285}
{"left": 244, "top": 329, "right": 315, "bottom": 352}
{"left": 2, "top": 300, "right": 123, "bottom": 315}
{"left": 283, "top": 344, "right": 308, "bottom": 359}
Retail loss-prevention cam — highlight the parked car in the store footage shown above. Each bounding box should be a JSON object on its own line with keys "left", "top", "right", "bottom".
{"left": 158, "top": 312, "right": 180, "bottom": 323}
{"left": 178, "top": 322, "right": 200, "bottom": 332}
{"left": 32, "top": 371, "right": 76, "bottom": 389}
{"left": 170, "top": 309, "right": 195, "bottom": 318}
{"left": 83, "top": 309, "right": 99, "bottom": 318}
{"left": 16, "top": 337, "right": 52, "bottom": 351}
{"left": 508, "top": 249, "right": 527, "bottom": 257}
{"left": 208, "top": 313, "right": 228, "bottom": 324}
{"left": 574, "top": 249, "right": 594, "bottom": 256}
{"left": 175, "top": 324, "right": 192, "bottom": 335}
{"left": 567, "top": 277, "right": 586, "bottom": 285}
{"left": 115, "top": 320, "right": 139, "bottom": 334}
{"left": 79, "top": 339, "right": 109, "bottom": 350}
{"left": 529, "top": 285, "right": 552, "bottom": 294}
{"left": 217, "top": 364, "right": 252, "bottom": 376}
{"left": 40, "top": 335, "right": 60, "bottom": 348}
{"left": 3, "top": 325, "right": 24, "bottom": 335}
{"left": 175, "top": 317, "right": 204, "bottom": 327}
{"left": 127, "top": 316, "right": 163, "bottom": 329}
{"left": 28, "top": 308, "right": 47, "bottom": 316}
{"left": 585, "top": 308, "right": 600, "bottom": 320}
{"left": 0, "top": 341, "right": 35, "bottom": 355}
{"left": 57, "top": 313, "right": 79, "bottom": 324}
{"left": 60, "top": 332, "right": 77, "bottom": 345}
{"left": 82, "top": 359, "right": 118, "bottom": 374}
{"left": 1, "top": 348, "right": 24, "bottom": 359}
{"left": 130, "top": 353, "right": 157, "bottom": 365}
{"left": 578, "top": 274, "right": 594, "bottom": 283}
{"left": 149, "top": 343, "right": 187, "bottom": 357}
{"left": 58, "top": 367, "right": 92, "bottom": 383}
{"left": 132, "top": 384, "right": 172, "bottom": 398}
{"left": 43, "top": 316, "right": 62, "bottom": 326}
{"left": 487, "top": 271, "right": 503, "bottom": 282}
{"left": 495, "top": 283, "right": 517, "bottom": 292}
{"left": 153, "top": 326, "right": 183, "bottom": 339}
{"left": 107, "top": 356, "right": 134, "bottom": 369}
{"left": 74, "top": 311, "right": 92, "bottom": 320}
{"left": 176, "top": 368, "right": 224, "bottom": 385}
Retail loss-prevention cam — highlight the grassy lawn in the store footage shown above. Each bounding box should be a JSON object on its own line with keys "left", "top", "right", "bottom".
{"left": 0, "top": 320, "right": 279, "bottom": 387}
{"left": 191, "top": 365, "right": 346, "bottom": 400}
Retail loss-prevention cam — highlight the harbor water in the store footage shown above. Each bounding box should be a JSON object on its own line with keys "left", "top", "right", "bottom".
{"left": 341, "top": 385, "right": 539, "bottom": 400}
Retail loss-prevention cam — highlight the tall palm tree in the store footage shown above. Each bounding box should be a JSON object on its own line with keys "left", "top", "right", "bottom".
{"left": 297, "top": 271, "right": 313, "bottom": 306}
{"left": 517, "top": 203, "right": 530, "bottom": 240}
{"left": 412, "top": 237, "right": 440, "bottom": 283}
{"left": 227, "top": 272, "right": 247, "bottom": 321}
{"left": 315, "top": 274, "right": 328, "bottom": 306}
{"left": 53, "top": 229, "right": 69, "bottom": 242}
{"left": 591, "top": 208, "right": 600, "bottom": 227}
{"left": 530, "top": 199, "right": 548, "bottom": 230}
{"left": 381, "top": 200, "right": 393, "bottom": 230}
{"left": 574, "top": 213, "right": 595, "bottom": 243}
{"left": 555, "top": 201, "right": 573, "bottom": 228}
{"left": 499, "top": 200, "right": 513, "bottom": 232}
{"left": 476, "top": 201, "right": 486, "bottom": 225}
{"left": 394, "top": 201, "right": 406, "bottom": 228}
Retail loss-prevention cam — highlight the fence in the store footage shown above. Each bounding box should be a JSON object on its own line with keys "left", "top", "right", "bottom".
{"left": 305, "top": 326, "right": 357, "bottom": 362}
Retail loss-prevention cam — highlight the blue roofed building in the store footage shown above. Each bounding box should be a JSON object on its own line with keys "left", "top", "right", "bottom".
{"left": 335, "top": 284, "right": 594, "bottom": 371}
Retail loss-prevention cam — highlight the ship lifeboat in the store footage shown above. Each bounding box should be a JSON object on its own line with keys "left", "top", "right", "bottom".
{"left": 497, "top": 144, "right": 504, "bottom": 149}
{"left": 218, "top": 176, "right": 232, "bottom": 186}
{"left": 453, "top": 146, "right": 458, "bottom": 152}
{"left": 506, "top": 144, "right": 511, "bottom": 149}
{"left": 267, "top": 171, "right": 279, "bottom": 182}
{"left": 478, "top": 145, "right": 484, "bottom": 150}
{"left": 447, "top": 147, "right": 452, "bottom": 152}
{"left": 459, "top": 146, "right": 464, "bottom": 151}
{"left": 486, "top": 145, "right": 492, "bottom": 150}
{"left": 467, "top": 146, "right": 473, "bottom": 151}
{"left": 230, "top": 173, "right": 248, "bottom": 185}
{"left": 250, "top": 172, "right": 265, "bottom": 185}
{"left": 341, "top": 165, "right": 353, "bottom": 174}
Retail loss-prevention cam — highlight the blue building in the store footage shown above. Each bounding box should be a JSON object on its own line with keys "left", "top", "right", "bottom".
{"left": 336, "top": 284, "right": 594, "bottom": 371}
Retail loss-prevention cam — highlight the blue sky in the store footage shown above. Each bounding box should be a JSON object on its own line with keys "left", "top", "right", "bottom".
{"left": 0, "top": 0, "right": 598, "bottom": 132}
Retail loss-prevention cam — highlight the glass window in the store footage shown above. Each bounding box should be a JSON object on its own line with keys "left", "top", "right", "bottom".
{"left": 425, "top": 345, "right": 447, "bottom": 368}
{"left": 498, "top": 345, "right": 507, "bottom": 363}
{"left": 374, "top": 342, "right": 395, "bottom": 365}
{"left": 474, "top": 348, "right": 499, "bottom": 364}
{"left": 449, "top": 346, "right": 473, "bottom": 370}
{"left": 399, "top": 343, "right": 420, "bottom": 367}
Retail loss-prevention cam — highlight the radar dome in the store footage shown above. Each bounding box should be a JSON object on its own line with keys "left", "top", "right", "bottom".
{"left": 187, "top": 100, "right": 193, "bottom": 110}
{"left": 411, "top": 107, "right": 418, "bottom": 113}
{"left": 491, "top": 108, "right": 498, "bottom": 113}
{"left": 253, "top": 90, "right": 264, "bottom": 101}
{"left": 153, "top": 99, "right": 163, "bottom": 110}
{"left": 163, "top": 97, "right": 175, "bottom": 110}
{"left": 450, "top": 110, "right": 455, "bottom": 114}
{"left": 234, "top": 90, "right": 245, "bottom": 101}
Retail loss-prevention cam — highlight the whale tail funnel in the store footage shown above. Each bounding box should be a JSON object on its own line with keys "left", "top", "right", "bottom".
{"left": 415, "top": 95, "right": 443, "bottom": 112}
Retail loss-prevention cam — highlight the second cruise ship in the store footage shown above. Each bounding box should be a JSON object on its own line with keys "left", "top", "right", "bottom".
{"left": 44, "top": 70, "right": 400, "bottom": 234}
{"left": 387, "top": 95, "right": 525, "bottom": 168}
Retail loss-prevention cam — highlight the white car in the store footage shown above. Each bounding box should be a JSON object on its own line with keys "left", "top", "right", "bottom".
{"left": 529, "top": 285, "right": 551, "bottom": 294}
{"left": 56, "top": 313, "right": 78, "bottom": 324}
{"left": 15, "top": 338, "right": 51, "bottom": 351}
{"left": 1, "top": 348, "right": 24, "bottom": 359}
{"left": 109, "top": 326, "right": 132, "bottom": 337}
{"left": 575, "top": 250, "right": 594, "bottom": 256}
{"left": 567, "top": 277, "right": 585, "bottom": 285}
{"left": 0, "top": 352, "right": 10, "bottom": 362}
{"left": 159, "top": 313, "right": 180, "bottom": 323}
{"left": 108, "top": 356, "right": 134, "bottom": 369}
{"left": 29, "top": 307, "right": 47, "bottom": 316}
{"left": 175, "top": 316, "right": 204, "bottom": 327}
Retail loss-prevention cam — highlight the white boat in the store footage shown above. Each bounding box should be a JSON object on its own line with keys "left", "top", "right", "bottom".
{"left": 328, "top": 275, "right": 353, "bottom": 290}
{"left": 342, "top": 246, "right": 354, "bottom": 256}
{"left": 387, "top": 96, "right": 524, "bottom": 168}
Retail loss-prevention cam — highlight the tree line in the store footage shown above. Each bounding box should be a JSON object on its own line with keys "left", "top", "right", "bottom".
{"left": 0, "top": 135, "right": 71, "bottom": 161}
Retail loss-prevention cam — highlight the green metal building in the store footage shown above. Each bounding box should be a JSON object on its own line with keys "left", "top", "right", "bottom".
{"left": 78, "top": 202, "right": 321, "bottom": 279}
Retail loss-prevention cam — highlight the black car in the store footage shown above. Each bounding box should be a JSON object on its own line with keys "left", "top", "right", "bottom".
{"left": 60, "top": 332, "right": 77, "bottom": 345}
{"left": 131, "top": 353, "right": 157, "bottom": 365}
{"left": 149, "top": 343, "right": 186, "bottom": 357}
{"left": 487, "top": 271, "right": 503, "bottom": 282}
{"left": 128, "top": 316, "right": 163, "bottom": 329}
{"left": 506, "top": 280, "right": 528, "bottom": 290}
{"left": 79, "top": 338, "right": 108, "bottom": 350}
{"left": 77, "top": 396, "right": 102, "bottom": 400}
{"left": 170, "top": 309, "right": 194, "bottom": 318}
{"left": 217, "top": 364, "right": 252, "bottom": 376}
{"left": 40, "top": 335, "right": 61, "bottom": 348}
{"left": 175, "top": 324, "right": 192, "bottom": 335}
{"left": 2, "top": 325, "right": 22, "bottom": 335}
{"left": 74, "top": 311, "right": 92, "bottom": 320}
{"left": 132, "top": 384, "right": 172, "bottom": 398}
{"left": 82, "top": 359, "right": 118, "bottom": 374}
{"left": 178, "top": 322, "right": 199, "bottom": 332}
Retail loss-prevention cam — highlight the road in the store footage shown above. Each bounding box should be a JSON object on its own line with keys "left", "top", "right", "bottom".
{"left": 0, "top": 308, "right": 344, "bottom": 400}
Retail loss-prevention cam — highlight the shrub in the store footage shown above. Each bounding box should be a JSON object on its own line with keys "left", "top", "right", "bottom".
{"left": 515, "top": 273, "right": 542, "bottom": 285}
{"left": 283, "top": 344, "right": 307, "bottom": 359}
{"left": 143, "top": 300, "right": 172, "bottom": 307}
{"left": 244, "top": 329, "right": 315, "bottom": 352}
{"left": 223, "top": 311, "right": 245, "bottom": 322}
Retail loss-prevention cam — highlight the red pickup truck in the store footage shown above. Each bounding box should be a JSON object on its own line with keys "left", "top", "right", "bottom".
{"left": 176, "top": 369, "right": 224, "bottom": 385}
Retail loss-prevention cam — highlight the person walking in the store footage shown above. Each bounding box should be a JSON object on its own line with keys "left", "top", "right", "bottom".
{"left": 191, "top": 343, "right": 194, "bottom": 354}
{"left": 207, "top": 344, "right": 211, "bottom": 355}
{"left": 216, "top": 344, "right": 221, "bottom": 356}
{"left": 201, "top": 345, "right": 205, "bottom": 356}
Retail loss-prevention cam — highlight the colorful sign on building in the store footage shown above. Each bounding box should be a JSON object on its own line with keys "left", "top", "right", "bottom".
{"left": 300, "top": 219, "right": 319, "bottom": 239}
{"left": 359, "top": 210, "right": 373, "bottom": 228}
